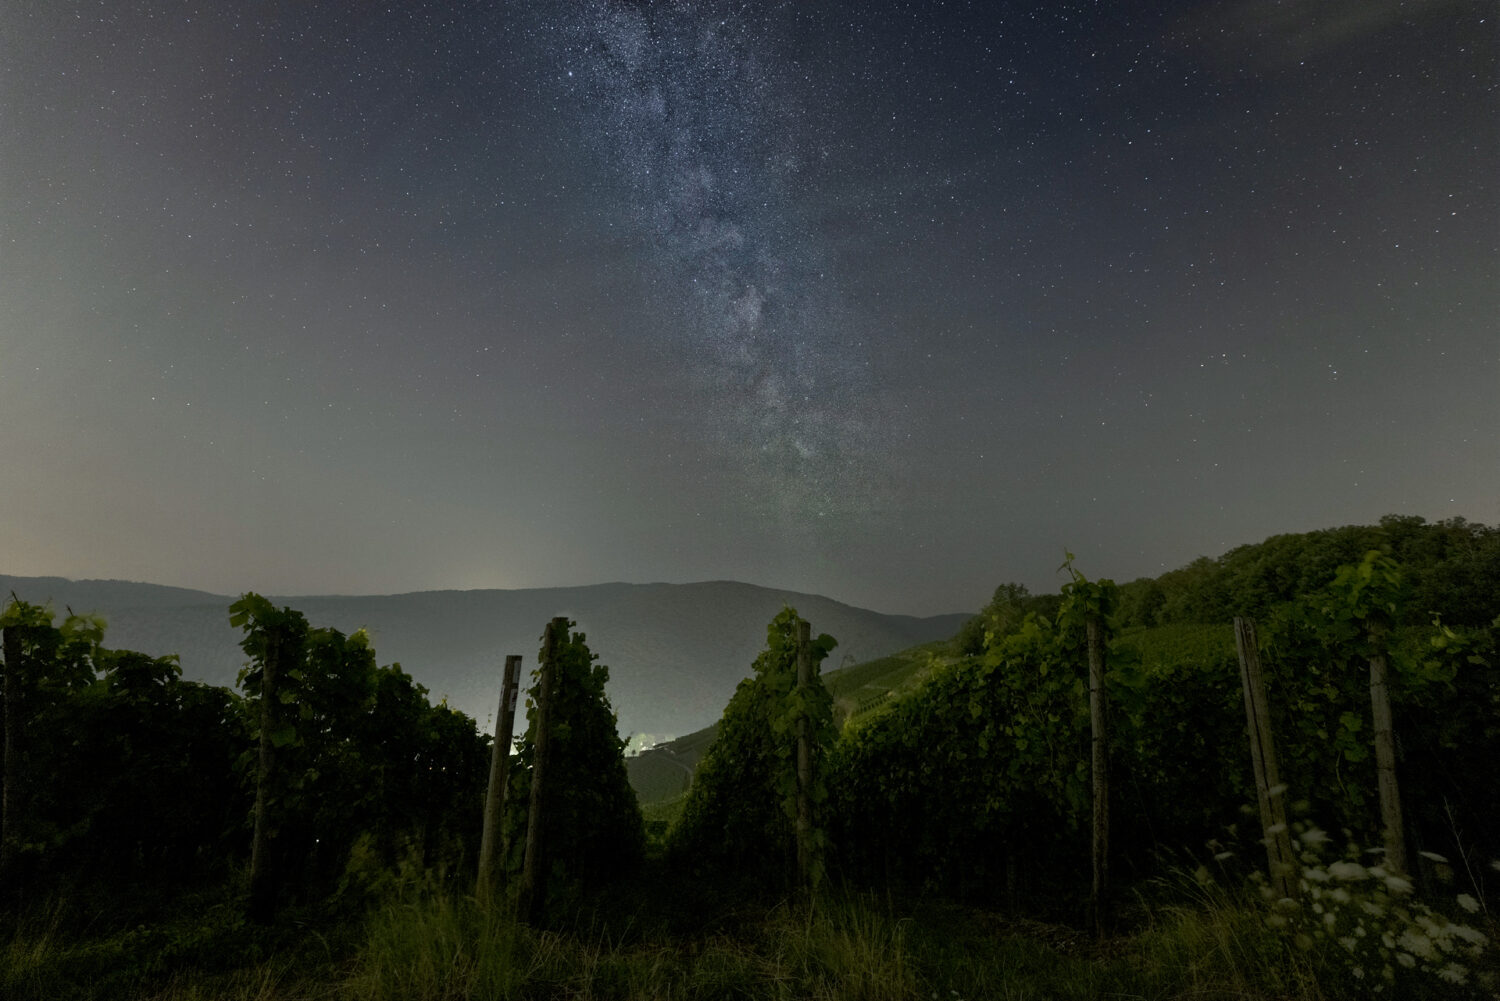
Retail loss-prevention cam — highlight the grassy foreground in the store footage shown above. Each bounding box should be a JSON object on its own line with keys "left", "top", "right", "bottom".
{"left": 337, "top": 891, "right": 1314, "bottom": 1001}
{"left": 9, "top": 865, "right": 1492, "bottom": 1001}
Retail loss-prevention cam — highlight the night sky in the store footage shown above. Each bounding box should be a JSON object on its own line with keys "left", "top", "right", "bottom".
{"left": 2, "top": 0, "right": 1495, "bottom": 616}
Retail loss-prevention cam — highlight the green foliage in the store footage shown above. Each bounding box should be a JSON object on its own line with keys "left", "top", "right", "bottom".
{"left": 1404, "top": 613, "right": 1500, "bottom": 892}
{"left": 831, "top": 540, "right": 1500, "bottom": 908}
{"left": 7, "top": 512, "right": 1500, "bottom": 965}
{"left": 1124, "top": 552, "right": 1499, "bottom": 882}
{"left": 1056, "top": 551, "right": 1116, "bottom": 632}
{"left": 231, "top": 594, "right": 490, "bottom": 899}
{"left": 52, "top": 650, "right": 244, "bottom": 880}
{"left": 502, "top": 621, "right": 645, "bottom": 900}
{"left": 670, "top": 607, "right": 836, "bottom": 889}
{"left": 1122, "top": 544, "right": 1497, "bottom": 889}
{"left": 1321, "top": 548, "right": 1407, "bottom": 653}
{"left": 1, "top": 598, "right": 104, "bottom": 704}
{"left": 829, "top": 610, "right": 1090, "bottom": 901}
{"left": 1108, "top": 628, "right": 1251, "bottom": 855}
{"left": 1114, "top": 516, "right": 1500, "bottom": 630}
{"left": 2, "top": 598, "right": 243, "bottom": 886}
{"left": 1250, "top": 552, "right": 1486, "bottom": 839}
{"left": 953, "top": 581, "right": 1060, "bottom": 655}
{"left": 828, "top": 559, "right": 1126, "bottom": 904}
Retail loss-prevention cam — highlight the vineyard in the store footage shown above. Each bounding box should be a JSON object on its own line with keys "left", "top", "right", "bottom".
{"left": 2, "top": 515, "right": 1498, "bottom": 999}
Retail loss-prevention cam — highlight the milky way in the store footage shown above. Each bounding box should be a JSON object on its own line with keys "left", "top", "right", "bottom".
{"left": 557, "top": 0, "right": 885, "bottom": 530}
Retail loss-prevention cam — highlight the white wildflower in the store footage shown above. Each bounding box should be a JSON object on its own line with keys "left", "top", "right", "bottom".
{"left": 1437, "top": 963, "right": 1469, "bottom": 985}
{"left": 1329, "top": 861, "right": 1366, "bottom": 880}
{"left": 1382, "top": 873, "right": 1413, "bottom": 894}
{"left": 1451, "top": 924, "right": 1487, "bottom": 947}
{"left": 1398, "top": 930, "right": 1435, "bottom": 960}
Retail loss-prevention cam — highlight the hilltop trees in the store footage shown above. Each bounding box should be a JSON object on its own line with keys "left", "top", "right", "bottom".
{"left": 953, "top": 582, "right": 1060, "bottom": 655}
{"left": 1115, "top": 515, "right": 1500, "bottom": 630}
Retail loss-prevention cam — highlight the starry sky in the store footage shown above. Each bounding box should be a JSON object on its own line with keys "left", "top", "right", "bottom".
{"left": 2, "top": 0, "right": 1495, "bottom": 617}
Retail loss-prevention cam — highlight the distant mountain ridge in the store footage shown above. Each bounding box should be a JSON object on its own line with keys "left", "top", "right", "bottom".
{"left": 0, "top": 575, "right": 968, "bottom": 738}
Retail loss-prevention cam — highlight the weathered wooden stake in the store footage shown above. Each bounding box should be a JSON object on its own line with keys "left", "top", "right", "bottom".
{"left": 247, "top": 630, "right": 283, "bottom": 924}
{"left": 1368, "top": 642, "right": 1408, "bottom": 876}
{"left": 477, "top": 654, "right": 523, "bottom": 905}
{"left": 1087, "top": 615, "right": 1110, "bottom": 936}
{"left": 519, "top": 618, "right": 563, "bottom": 924}
{"left": 795, "top": 618, "right": 812, "bottom": 888}
{"left": 1233, "top": 617, "right": 1297, "bottom": 899}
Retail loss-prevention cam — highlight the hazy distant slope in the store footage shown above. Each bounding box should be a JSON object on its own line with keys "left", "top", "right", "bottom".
{"left": 625, "top": 640, "right": 951, "bottom": 803}
{"left": 0, "top": 575, "right": 966, "bottom": 737}
{"left": 0, "top": 576, "right": 246, "bottom": 691}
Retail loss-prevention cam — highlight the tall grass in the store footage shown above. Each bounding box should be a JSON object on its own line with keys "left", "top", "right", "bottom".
{"left": 339, "top": 882, "right": 1347, "bottom": 1001}
{"left": 343, "top": 890, "right": 921, "bottom": 1001}
{"left": 12, "top": 866, "right": 1490, "bottom": 1000}
{"left": 344, "top": 893, "right": 524, "bottom": 1001}
{"left": 1123, "top": 866, "right": 1321, "bottom": 1000}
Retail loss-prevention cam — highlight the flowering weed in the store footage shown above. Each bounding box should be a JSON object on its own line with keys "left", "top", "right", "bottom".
{"left": 1258, "top": 825, "right": 1494, "bottom": 997}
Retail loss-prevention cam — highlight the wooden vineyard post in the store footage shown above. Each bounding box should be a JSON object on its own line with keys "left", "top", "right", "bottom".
{"left": 519, "top": 618, "right": 563, "bottom": 924}
{"left": 1368, "top": 640, "right": 1408, "bottom": 876}
{"left": 248, "top": 629, "right": 283, "bottom": 925}
{"left": 477, "top": 654, "right": 523, "bottom": 905}
{"left": 795, "top": 618, "right": 812, "bottom": 888}
{"left": 1087, "top": 615, "right": 1110, "bottom": 937}
{"left": 1233, "top": 617, "right": 1297, "bottom": 899}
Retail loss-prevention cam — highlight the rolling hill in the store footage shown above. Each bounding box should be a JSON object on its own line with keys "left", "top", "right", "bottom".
{"left": 0, "top": 575, "right": 968, "bottom": 740}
